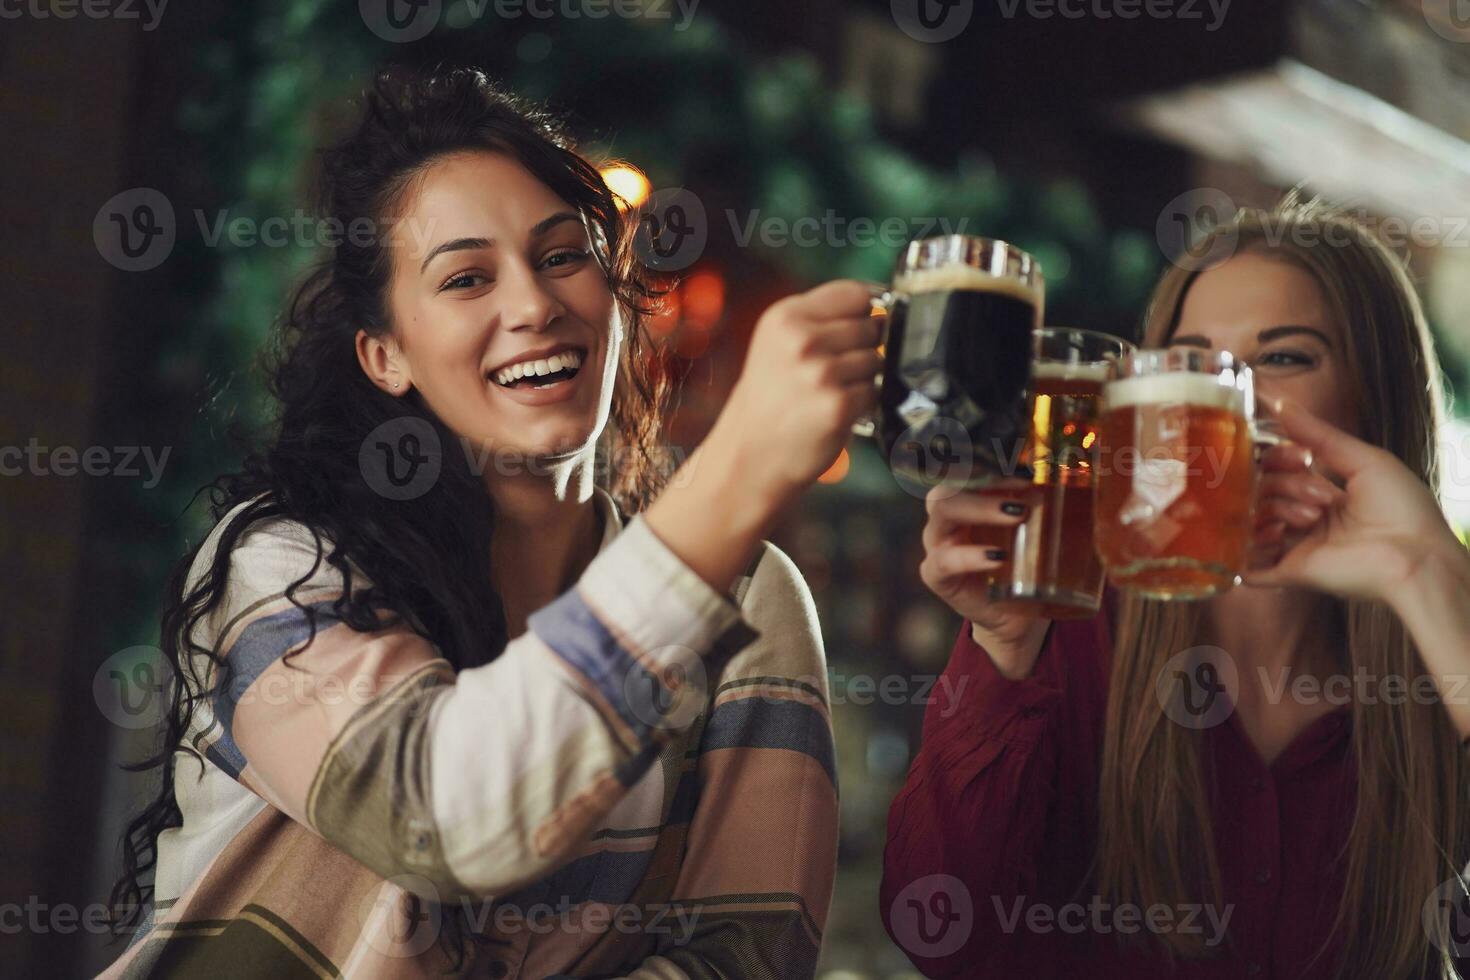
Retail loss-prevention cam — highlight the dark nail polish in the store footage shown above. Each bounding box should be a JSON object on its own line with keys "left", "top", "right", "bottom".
{"left": 986, "top": 549, "right": 1006, "bottom": 561}
{"left": 1001, "top": 502, "right": 1026, "bottom": 517}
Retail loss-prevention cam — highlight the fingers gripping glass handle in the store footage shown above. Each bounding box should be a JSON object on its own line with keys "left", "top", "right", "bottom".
{"left": 852, "top": 284, "right": 894, "bottom": 439}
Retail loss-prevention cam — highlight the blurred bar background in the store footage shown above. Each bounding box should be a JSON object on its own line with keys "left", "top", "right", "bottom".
{"left": 4, "top": 0, "right": 1470, "bottom": 975}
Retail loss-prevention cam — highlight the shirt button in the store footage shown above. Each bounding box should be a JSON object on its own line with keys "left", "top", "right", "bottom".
{"left": 488, "top": 963, "right": 509, "bottom": 979}
{"left": 1255, "top": 869, "right": 1272, "bottom": 885}
{"left": 1249, "top": 775, "right": 1265, "bottom": 791}
{"left": 1246, "top": 963, "right": 1262, "bottom": 976}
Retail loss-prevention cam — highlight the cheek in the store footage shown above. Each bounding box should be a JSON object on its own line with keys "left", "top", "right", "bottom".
{"left": 1262, "top": 367, "right": 1360, "bottom": 436}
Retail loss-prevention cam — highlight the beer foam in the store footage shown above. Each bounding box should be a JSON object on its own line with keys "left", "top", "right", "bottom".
{"left": 1103, "top": 371, "right": 1245, "bottom": 412}
{"left": 894, "top": 264, "right": 1044, "bottom": 307}
{"left": 1033, "top": 361, "right": 1111, "bottom": 383}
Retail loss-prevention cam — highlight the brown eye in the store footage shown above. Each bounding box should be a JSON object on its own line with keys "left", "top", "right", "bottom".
{"left": 1257, "top": 349, "right": 1313, "bottom": 368}
{"left": 541, "top": 248, "right": 589, "bottom": 271}
{"left": 439, "top": 271, "right": 489, "bottom": 292}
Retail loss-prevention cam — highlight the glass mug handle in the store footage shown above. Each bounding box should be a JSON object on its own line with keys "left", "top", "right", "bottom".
{"left": 851, "top": 283, "right": 894, "bottom": 438}
{"left": 1251, "top": 416, "right": 1294, "bottom": 461}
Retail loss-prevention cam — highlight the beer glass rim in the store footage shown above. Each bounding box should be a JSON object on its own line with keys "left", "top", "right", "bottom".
{"left": 1035, "top": 326, "right": 1136, "bottom": 362}
{"left": 1106, "top": 345, "right": 1258, "bottom": 421}
{"left": 893, "top": 235, "right": 1043, "bottom": 290}
{"left": 1118, "top": 345, "right": 1246, "bottom": 376}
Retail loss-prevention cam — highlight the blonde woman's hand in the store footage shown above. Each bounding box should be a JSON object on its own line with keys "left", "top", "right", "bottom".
{"left": 1246, "top": 399, "right": 1464, "bottom": 602}
{"left": 919, "top": 482, "right": 1052, "bottom": 679}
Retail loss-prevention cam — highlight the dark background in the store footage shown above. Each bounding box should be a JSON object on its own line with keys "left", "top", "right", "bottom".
{"left": 4, "top": 0, "right": 1470, "bottom": 975}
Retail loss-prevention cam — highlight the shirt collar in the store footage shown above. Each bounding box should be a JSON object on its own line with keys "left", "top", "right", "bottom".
{"left": 592, "top": 486, "right": 623, "bottom": 553}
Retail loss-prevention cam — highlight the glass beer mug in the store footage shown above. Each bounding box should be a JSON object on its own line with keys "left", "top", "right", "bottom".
{"left": 857, "top": 236, "right": 1045, "bottom": 488}
{"left": 969, "top": 327, "right": 1134, "bottom": 619}
{"left": 1094, "top": 347, "right": 1288, "bottom": 599}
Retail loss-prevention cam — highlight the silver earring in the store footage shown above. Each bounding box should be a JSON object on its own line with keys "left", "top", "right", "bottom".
{"left": 392, "top": 381, "right": 401, "bottom": 390}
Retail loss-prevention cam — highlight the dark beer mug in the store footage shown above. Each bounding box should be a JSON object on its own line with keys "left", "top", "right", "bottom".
{"left": 857, "top": 236, "right": 1045, "bottom": 487}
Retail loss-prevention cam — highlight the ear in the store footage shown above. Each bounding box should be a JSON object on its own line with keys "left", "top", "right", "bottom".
{"left": 356, "top": 329, "right": 411, "bottom": 395}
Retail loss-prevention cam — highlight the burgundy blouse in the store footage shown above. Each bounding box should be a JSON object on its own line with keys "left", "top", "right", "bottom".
{"left": 880, "top": 602, "right": 1369, "bottom": 979}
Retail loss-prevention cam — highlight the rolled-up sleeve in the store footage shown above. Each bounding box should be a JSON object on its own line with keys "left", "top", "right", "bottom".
{"left": 196, "top": 512, "right": 758, "bottom": 902}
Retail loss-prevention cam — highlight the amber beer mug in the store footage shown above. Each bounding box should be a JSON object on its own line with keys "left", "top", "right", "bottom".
{"left": 970, "top": 328, "right": 1132, "bottom": 619}
{"left": 1094, "top": 348, "right": 1277, "bottom": 599}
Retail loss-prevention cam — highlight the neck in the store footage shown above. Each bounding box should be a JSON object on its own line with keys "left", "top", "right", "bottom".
{"left": 1202, "top": 586, "right": 1343, "bottom": 692}
{"left": 486, "top": 452, "right": 602, "bottom": 637}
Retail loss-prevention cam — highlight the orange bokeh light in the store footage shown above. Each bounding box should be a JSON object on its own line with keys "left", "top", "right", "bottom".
{"left": 599, "top": 163, "right": 651, "bottom": 210}
{"left": 681, "top": 268, "right": 726, "bottom": 331}
{"left": 817, "top": 448, "right": 851, "bottom": 484}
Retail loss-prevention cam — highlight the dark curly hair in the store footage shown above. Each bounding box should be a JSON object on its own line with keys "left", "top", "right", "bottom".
{"left": 109, "top": 65, "right": 671, "bottom": 966}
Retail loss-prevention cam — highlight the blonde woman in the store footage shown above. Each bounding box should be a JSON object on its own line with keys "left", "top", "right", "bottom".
{"left": 882, "top": 199, "right": 1470, "bottom": 979}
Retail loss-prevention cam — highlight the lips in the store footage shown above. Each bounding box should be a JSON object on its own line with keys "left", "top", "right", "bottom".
{"left": 486, "top": 343, "right": 592, "bottom": 407}
{"left": 487, "top": 343, "right": 587, "bottom": 388}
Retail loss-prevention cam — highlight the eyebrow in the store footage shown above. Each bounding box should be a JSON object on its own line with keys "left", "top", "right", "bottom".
{"left": 1171, "top": 325, "right": 1334, "bottom": 349}
{"left": 418, "top": 212, "right": 583, "bottom": 275}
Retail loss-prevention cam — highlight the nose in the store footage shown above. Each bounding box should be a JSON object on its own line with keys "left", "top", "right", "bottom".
{"left": 497, "top": 262, "right": 565, "bottom": 333}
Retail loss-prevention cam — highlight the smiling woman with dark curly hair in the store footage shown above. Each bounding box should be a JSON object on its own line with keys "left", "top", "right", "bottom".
{"left": 101, "top": 65, "right": 885, "bottom": 980}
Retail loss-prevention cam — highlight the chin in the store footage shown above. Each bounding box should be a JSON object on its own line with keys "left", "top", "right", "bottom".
{"left": 518, "top": 422, "right": 601, "bottom": 463}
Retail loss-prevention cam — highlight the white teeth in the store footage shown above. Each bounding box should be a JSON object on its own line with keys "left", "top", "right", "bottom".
{"left": 492, "top": 349, "right": 585, "bottom": 386}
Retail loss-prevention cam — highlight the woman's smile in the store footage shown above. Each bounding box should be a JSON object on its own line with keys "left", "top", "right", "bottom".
{"left": 486, "top": 342, "right": 594, "bottom": 407}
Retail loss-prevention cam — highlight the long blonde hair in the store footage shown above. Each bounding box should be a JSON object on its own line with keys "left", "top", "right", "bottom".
{"left": 1094, "top": 196, "right": 1467, "bottom": 979}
